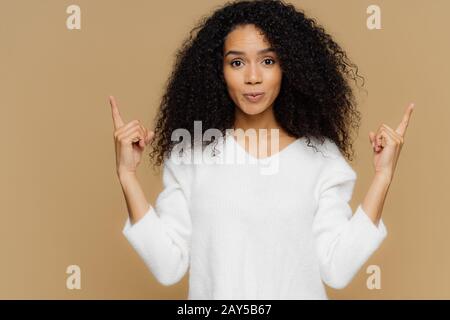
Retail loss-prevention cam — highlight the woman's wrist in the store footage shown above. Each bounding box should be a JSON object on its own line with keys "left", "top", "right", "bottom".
{"left": 374, "top": 171, "right": 393, "bottom": 186}
{"left": 117, "top": 170, "right": 137, "bottom": 183}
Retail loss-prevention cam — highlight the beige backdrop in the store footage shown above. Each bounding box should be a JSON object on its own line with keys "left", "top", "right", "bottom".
{"left": 1, "top": 0, "right": 448, "bottom": 299}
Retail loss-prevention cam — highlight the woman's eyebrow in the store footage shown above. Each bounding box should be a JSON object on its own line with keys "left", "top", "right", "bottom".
{"left": 224, "top": 47, "right": 275, "bottom": 58}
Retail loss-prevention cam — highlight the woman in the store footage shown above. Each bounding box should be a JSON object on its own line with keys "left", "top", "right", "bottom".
{"left": 109, "top": 0, "right": 414, "bottom": 299}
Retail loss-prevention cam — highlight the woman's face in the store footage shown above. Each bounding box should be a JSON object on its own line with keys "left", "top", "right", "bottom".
{"left": 223, "top": 24, "right": 282, "bottom": 116}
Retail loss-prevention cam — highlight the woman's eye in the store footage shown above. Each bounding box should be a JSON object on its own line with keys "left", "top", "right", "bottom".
{"left": 230, "top": 60, "right": 242, "bottom": 67}
{"left": 230, "top": 58, "right": 275, "bottom": 68}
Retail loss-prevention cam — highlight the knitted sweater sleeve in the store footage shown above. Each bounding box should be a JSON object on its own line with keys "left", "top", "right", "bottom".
{"left": 121, "top": 152, "right": 192, "bottom": 286}
{"left": 312, "top": 152, "right": 388, "bottom": 290}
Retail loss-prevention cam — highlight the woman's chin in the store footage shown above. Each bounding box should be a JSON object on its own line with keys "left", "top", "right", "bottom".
{"left": 239, "top": 105, "right": 269, "bottom": 116}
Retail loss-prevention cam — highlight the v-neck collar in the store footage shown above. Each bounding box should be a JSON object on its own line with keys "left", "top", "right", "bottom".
{"left": 227, "top": 132, "right": 301, "bottom": 162}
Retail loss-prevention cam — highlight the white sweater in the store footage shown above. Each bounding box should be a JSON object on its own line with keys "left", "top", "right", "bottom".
{"left": 122, "top": 132, "right": 387, "bottom": 299}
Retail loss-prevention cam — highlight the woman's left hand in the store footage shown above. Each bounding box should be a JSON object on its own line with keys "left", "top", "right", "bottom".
{"left": 369, "top": 102, "right": 415, "bottom": 182}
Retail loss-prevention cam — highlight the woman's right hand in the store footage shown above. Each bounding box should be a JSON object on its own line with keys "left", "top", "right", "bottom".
{"left": 109, "top": 95, "right": 155, "bottom": 177}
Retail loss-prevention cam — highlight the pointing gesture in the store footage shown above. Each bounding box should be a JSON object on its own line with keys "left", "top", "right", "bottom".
{"left": 368, "top": 102, "right": 415, "bottom": 182}
{"left": 110, "top": 95, "right": 125, "bottom": 130}
{"left": 109, "top": 95, "right": 155, "bottom": 177}
{"left": 395, "top": 102, "right": 414, "bottom": 137}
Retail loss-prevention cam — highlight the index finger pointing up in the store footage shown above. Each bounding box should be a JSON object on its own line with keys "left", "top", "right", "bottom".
{"left": 109, "top": 95, "right": 125, "bottom": 130}
{"left": 395, "top": 102, "right": 415, "bottom": 136}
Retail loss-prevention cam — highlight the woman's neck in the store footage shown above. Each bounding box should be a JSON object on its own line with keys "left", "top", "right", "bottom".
{"left": 233, "top": 106, "right": 292, "bottom": 138}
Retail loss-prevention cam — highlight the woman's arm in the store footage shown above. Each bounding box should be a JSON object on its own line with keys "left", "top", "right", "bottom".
{"left": 363, "top": 102, "right": 415, "bottom": 226}
{"left": 118, "top": 172, "right": 150, "bottom": 225}
{"left": 313, "top": 102, "right": 414, "bottom": 289}
{"left": 121, "top": 155, "right": 193, "bottom": 286}
{"left": 109, "top": 95, "right": 153, "bottom": 226}
{"left": 109, "top": 95, "right": 192, "bottom": 286}
{"left": 361, "top": 173, "right": 391, "bottom": 227}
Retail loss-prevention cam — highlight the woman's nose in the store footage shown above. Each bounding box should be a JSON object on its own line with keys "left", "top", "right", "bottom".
{"left": 244, "top": 63, "right": 262, "bottom": 84}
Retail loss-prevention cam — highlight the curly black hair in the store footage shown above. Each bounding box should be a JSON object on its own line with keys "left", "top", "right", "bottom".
{"left": 147, "top": 0, "right": 366, "bottom": 172}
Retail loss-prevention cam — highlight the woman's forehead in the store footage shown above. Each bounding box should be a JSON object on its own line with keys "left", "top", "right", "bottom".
{"left": 223, "top": 25, "right": 271, "bottom": 53}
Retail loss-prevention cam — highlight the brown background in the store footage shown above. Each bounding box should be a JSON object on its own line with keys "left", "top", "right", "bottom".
{"left": 1, "top": 0, "right": 448, "bottom": 299}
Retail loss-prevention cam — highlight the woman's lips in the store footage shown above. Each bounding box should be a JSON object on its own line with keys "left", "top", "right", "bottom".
{"left": 243, "top": 93, "right": 265, "bottom": 103}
